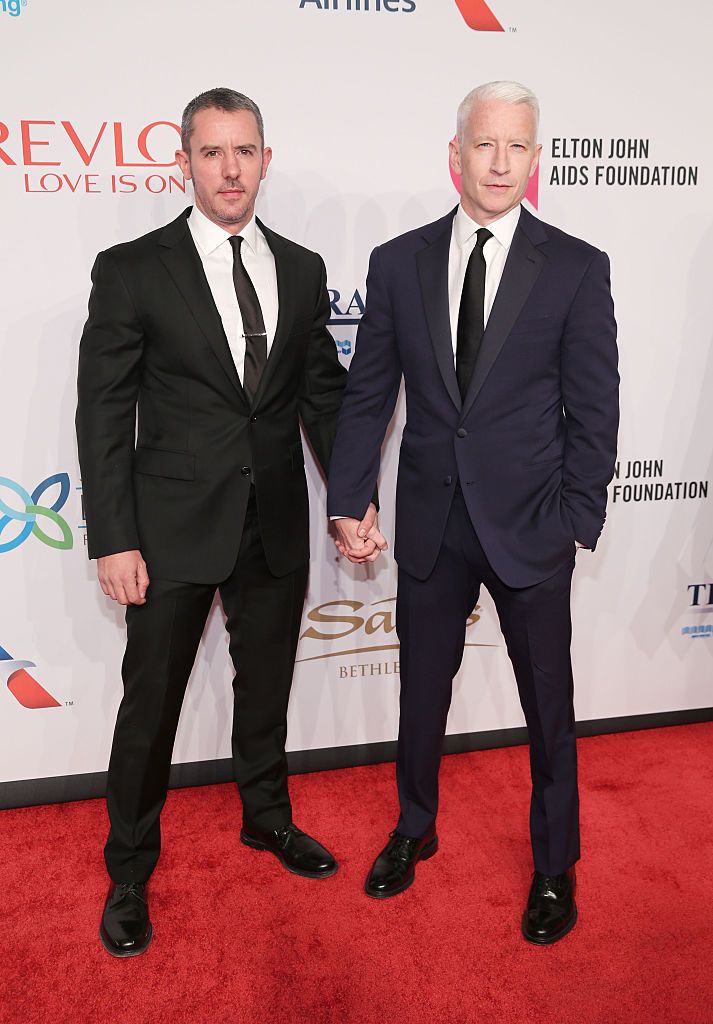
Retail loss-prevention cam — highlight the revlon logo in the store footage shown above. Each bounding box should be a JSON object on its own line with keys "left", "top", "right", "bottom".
{"left": 0, "top": 119, "right": 187, "bottom": 196}
{"left": 0, "top": 120, "right": 180, "bottom": 167}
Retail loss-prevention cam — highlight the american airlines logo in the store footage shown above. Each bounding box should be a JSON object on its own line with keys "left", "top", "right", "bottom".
{"left": 298, "top": 1, "right": 416, "bottom": 11}
{"left": 454, "top": 0, "right": 504, "bottom": 31}
{"left": 0, "top": 644, "right": 62, "bottom": 709}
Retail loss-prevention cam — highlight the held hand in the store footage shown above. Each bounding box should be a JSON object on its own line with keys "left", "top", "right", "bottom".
{"left": 359, "top": 502, "right": 388, "bottom": 556}
{"left": 97, "top": 550, "right": 150, "bottom": 606}
{"left": 334, "top": 503, "right": 388, "bottom": 564}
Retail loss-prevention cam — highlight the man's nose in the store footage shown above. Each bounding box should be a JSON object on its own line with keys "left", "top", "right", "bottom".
{"left": 223, "top": 154, "right": 241, "bottom": 179}
{"left": 490, "top": 146, "right": 510, "bottom": 175}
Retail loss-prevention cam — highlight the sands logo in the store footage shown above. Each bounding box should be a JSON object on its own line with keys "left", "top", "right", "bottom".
{"left": 0, "top": 0, "right": 27, "bottom": 17}
{"left": 449, "top": 137, "right": 540, "bottom": 209}
{"left": 0, "top": 645, "right": 62, "bottom": 710}
{"left": 454, "top": 0, "right": 504, "bottom": 31}
{"left": 296, "top": 598, "right": 496, "bottom": 680}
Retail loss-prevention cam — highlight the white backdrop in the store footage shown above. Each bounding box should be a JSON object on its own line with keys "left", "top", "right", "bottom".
{"left": 1, "top": 0, "right": 711, "bottom": 793}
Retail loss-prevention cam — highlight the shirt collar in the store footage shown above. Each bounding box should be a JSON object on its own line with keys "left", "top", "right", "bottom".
{"left": 188, "top": 204, "right": 260, "bottom": 257}
{"left": 454, "top": 202, "right": 521, "bottom": 251}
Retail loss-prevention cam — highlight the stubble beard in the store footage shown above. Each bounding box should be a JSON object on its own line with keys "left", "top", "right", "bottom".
{"left": 196, "top": 182, "right": 252, "bottom": 227}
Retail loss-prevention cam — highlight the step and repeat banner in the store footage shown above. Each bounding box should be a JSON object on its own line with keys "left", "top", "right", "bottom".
{"left": 1, "top": 0, "right": 711, "bottom": 800}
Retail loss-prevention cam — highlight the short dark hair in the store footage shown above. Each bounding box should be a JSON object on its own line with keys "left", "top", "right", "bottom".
{"left": 181, "top": 88, "right": 265, "bottom": 152}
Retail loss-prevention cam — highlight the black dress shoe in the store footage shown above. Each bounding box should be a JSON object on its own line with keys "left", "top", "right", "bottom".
{"left": 99, "top": 882, "right": 152, "bottom": 958}
{"left": 365, "top": 827, "right": 438, "bottom": 899}
{"left": 240, "top": 822, "right": 338, "bottom": 879}
{"left": 522, "top": 869, "right": 577, "bottom": 945}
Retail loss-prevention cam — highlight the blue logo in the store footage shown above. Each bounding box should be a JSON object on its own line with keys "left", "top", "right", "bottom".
{"left": 329, "top": 287, "right": 363, "bottom": 359}
{"left": 0, "top": 474, "right": 74, "bottom": 553}
{"left": 681, "top": 624, "right": 712, "bottom": 638}
{"left": 0, "top": 0, "right": 27, "bottom": 17}
{"left": 681, "top": 581, "right": 712, "bottom": 638}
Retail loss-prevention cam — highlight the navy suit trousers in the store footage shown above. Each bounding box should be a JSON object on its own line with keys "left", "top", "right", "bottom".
{"left": 395, "top": 486, "right": 580, "bottom": 876}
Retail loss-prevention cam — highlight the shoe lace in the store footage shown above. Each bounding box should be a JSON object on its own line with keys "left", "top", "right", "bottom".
{"left": 116, "top": 882, "right": 146, "bottom": 902}
{"left": 387, "top": 831, "right": 415, "bottom": 864}
{"left": 533, "top": 873, "right": 566, "bottom": 900}
{"left": 273, "top": 824, "right": 299, "bottom": 850}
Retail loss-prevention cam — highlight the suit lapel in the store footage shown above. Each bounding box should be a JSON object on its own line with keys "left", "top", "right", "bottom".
{"left": 416, "top": 210, "right": 461, "bottom": 413}
{"left": 461, "top": 209, "right": 547, "bottom": 418}
{"left": 250, "top": 218, "right": 295, "bottom": 408}
{"left": 158, "top": 210, "right": 249, "bottom": 408}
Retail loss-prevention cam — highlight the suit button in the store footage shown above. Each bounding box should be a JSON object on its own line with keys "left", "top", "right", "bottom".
{"left": 456, "top": 428, "right": 468, "bottom": 438}
{"left": 241, "top": 466, "right": 251, "bottom": 477}
{"left": 444, "top": 475, "right": 452, "bottom": 486}
{"left": 250, "top": 415, "right": 258, "bottom": 423}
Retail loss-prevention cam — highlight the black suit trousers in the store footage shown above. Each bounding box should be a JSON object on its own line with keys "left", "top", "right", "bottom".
{"left": 104, "top": 491, "right": 308, "bottom": 883}
{"left": 395, "top": 486, "right": 579, "bottom": 876}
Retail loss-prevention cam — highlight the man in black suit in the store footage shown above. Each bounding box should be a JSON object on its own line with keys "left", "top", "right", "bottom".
{"left": 328, "top": 81, "right": 619, "bottom": 944}
{"left": 77, "top": 88, "right": 375, "bottom": 957}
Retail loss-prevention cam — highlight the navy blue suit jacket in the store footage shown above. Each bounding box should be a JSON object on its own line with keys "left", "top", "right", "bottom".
{"left": 327, "top": 206, "right": 619, "bottom": 587}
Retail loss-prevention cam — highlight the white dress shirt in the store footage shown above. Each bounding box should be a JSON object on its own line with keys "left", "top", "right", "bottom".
{"left": 448, "top": 203, "right": 521, "bottom": 353}
{"left": 188, "top": 205, "right": 279, "bottom": 384}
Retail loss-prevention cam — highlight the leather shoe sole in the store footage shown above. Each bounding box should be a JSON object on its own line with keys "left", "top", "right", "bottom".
{"left": 521, "top": 904, "right": 578, "bottom": 946}
{"left": 99, "top": 922, "right": 153, "bottom": 958}
{"left": 240, "top": 830, "right": 339, "bottom": 879}
{"left": 365, "top": 835, "right": 439, "bottom": 900}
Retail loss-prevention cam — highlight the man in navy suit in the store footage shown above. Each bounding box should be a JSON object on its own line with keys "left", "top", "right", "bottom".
{"left": 327, "top": 81, "right": 619, "bottom": 944}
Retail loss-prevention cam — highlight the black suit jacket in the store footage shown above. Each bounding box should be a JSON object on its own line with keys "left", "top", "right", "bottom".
{"left": 76, "top": 207, "right": 347, "bottom": 582}
{"left": 328, "top": 206, "right": 619, "bottom": 587}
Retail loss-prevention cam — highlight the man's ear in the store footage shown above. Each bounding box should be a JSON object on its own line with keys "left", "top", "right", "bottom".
{"left": 449, "top": 137, "right": 463, "bottom": 177}
{"left": 529, "top": 142, "right": 542, "bottom": 178}
{"left": 175, "top": 149, "right": 192, "bottom": 180}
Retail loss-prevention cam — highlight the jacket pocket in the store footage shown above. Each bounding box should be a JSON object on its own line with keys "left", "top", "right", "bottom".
{"left": 134, "top": 446, "right": 195, "bottom": 480}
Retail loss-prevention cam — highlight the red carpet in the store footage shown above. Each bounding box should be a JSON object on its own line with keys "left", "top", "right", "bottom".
{"left": 2, "top": 723, "right": 712, "bottom": 1024}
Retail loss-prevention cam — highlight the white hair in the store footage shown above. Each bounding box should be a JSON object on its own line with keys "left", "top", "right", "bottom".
{"left": 456, "top": 81, "right": 540, "bottom": 142}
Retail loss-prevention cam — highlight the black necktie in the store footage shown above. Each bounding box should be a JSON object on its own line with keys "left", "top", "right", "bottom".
{"left": 456, "top": 227, "right": 493, "bottom": 401}
{"left": 228, "top": 235, "right": 267, "bottom": 402}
